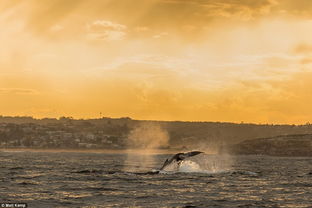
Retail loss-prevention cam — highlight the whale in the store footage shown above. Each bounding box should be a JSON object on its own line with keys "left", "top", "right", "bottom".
{"left": 159, "top": 151, "right": 203, "bottom": 172}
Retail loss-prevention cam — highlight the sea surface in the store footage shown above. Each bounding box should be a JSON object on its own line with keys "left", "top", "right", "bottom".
{"left": 0, "top": 150, "right": 311, "bottom": 208}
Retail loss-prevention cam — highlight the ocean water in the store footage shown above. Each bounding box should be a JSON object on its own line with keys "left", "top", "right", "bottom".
{"left": 0, "top": 150, "right": 311, "bottom": 208}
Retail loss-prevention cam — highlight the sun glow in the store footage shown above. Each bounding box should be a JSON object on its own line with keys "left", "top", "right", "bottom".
{"left": 1, "top": 0, "right": 312, "bottom": 124}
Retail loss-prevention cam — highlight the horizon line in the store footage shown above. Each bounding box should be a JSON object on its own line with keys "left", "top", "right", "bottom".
{"left": 0, "top": 114, "right": 311, "bottom": 126}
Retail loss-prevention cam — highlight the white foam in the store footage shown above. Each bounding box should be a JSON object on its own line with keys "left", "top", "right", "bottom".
{"left": 178, "top": 154, "right": 232, "bottom": 174}
{"left": 179, "top": 160, "right": 202, "bottom": 173}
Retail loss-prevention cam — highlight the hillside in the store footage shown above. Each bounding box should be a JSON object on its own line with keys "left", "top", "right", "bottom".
{"left": 223, "top": 134, "right": 312, "bottom": 156}
{"left": 1, "top": 116, "right": 312, "bottom": 150}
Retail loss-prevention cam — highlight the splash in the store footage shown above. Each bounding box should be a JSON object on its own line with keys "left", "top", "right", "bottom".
{"left": 162, "top": 153, "right": 233, "bottom": 174}
{"left": 179, "top": 160, "right": 202, "bottom": 172}
{"left": 160, "top": 159, "right": 180, "bottom": 172}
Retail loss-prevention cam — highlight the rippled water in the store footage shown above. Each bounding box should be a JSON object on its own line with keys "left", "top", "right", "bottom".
{"left": 0, "top": 150, "right": 311, "bottom": 207}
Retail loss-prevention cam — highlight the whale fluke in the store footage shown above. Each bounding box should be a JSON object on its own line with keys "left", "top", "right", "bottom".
{"left": 160, "top": 151, "right": 203, "bottom": 171}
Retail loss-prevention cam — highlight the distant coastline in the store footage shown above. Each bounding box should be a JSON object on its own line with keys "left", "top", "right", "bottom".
{"left": 223, "top": 134, "right": 312, "bottom": 157}
{"left": 1, "top": 116, "right": 312, "bottom": 156}
{"left": 0, "top": 148, "right": 179, "bottom": 155}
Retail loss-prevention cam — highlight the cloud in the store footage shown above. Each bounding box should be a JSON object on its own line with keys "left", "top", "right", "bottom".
{"left": 162, "top": 0, "right": 277, "bottom": 20}
{"left": 0, "top": 88, "right": 39, "bottom": 95}
{"left": 88, "top": 20, "right": 126, "bottom": 31}
{"left": 25, "top": 0, "right": 84, "bottom": 34}
{"left": 153, "top": 32, "right": 168, "bottom": 39}
{"left": 2, "top": 0, "right": 312, "bottom": 123}
{"left": 49, "top": 24, "right": 64, "bottom": 32}
{"left": 294, "top": 44, "right": 312, "bottom": 54}
{"left": 292, "top": 44, "right": 312, "bottom": 65}
{"left": 4, "top": 0, "right": 312, "bottom": 42}
{"left": 135, "top": 26, "right": 149, "bottom": 32}
{"left": 86, "top": 20, "right": 127, "bottom": 41}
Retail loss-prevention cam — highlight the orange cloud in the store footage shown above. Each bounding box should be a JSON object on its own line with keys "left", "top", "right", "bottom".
{"left": 0, "top": 88, "right": 39, "bottom": 95}
{"left": 1, "top": 0, "right": 312, "bottom": 124}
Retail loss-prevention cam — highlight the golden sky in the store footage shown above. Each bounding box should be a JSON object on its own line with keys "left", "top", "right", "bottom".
{"left": 1, "top": 0, "right": 312, "bottom": 124}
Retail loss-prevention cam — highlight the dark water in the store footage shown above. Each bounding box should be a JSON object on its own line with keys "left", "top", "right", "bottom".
{"left": 0, "top": 151, "right": 311, "bottom": 208}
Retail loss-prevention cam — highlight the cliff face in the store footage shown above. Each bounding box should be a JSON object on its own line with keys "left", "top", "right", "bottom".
{"left": 224, "top": 134, "right": 312, "bottom": 157}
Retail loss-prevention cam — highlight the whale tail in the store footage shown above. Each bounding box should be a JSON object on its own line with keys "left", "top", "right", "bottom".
{"left": 160, "top": 159, "right": 170, "bottom": 170}
{"left": 160, "top": 151, "right": 203, "bottom": 171}
{"left": 182, "top": 151, "right": 203, "bottom": 158}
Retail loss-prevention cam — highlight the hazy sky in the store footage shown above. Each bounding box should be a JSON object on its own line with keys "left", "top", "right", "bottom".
{"left": 1, "top": 0, "right": 312, "bottom": 124}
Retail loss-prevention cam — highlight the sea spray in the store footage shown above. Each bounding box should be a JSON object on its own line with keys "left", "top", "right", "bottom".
{"left": 127, "top": 122, "right": 169, "bottom": 149}
{"left": 179, "top": 154, "right": 233, "bottom": 173}
{"left": 123, "top": 122, "right": 169, "bottom": 172}
{"left": 179, "top": 160, "right": 202, "bottom": 172}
